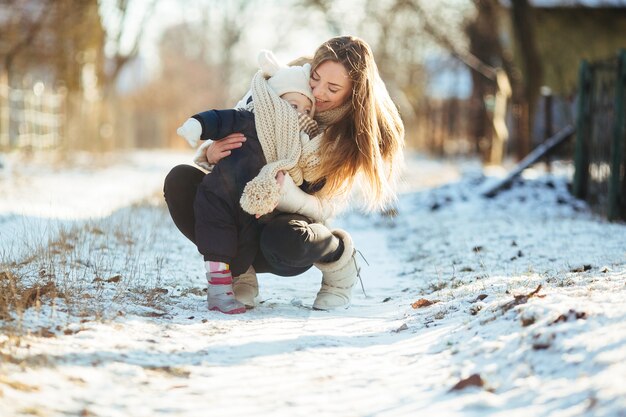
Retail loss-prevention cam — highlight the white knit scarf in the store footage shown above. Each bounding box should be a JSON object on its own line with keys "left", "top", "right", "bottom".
{"left": 239, "top": 71, "right": 350, "bottom": 216}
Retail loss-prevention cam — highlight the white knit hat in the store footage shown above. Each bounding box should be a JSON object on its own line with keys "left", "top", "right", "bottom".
{"left": 258, "top": 50, "right": 314, "bottom": 106}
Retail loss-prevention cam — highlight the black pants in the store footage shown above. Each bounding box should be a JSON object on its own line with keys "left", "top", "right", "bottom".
{"left": 163, "top": 157, "right": 343, "bottom": 277}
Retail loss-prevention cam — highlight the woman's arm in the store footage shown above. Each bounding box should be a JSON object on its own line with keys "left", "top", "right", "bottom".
{"left": 193, "top": 134, "right": 247, "bottom": 171}
{"left": 275, "top": 172, "right": 339, "bottom": 223}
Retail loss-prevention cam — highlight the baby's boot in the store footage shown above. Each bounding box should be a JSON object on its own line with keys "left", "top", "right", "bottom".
{"left": 206, "top": 261, "right": 246, "bottom": 314}
{"left": 233, "top": 265, "right": 258, "bottom": 308}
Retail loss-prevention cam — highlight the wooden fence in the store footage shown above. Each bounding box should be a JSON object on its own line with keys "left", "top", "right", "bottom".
{"left": 0, "top": 74, "right": 169, "bottom": 152}
{"left": 573, "top": 49, "right": 626, "bottom": 221}
{"left": 408, "top": 97, "right": 473, "bottom": 157}
{"left": 0, "top": 75, "right": 65, "bottom": 150}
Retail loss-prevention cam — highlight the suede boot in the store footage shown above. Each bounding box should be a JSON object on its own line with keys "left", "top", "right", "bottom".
{"left": 233, "top": 265, "right": 259, "bottom": 308}
{"left": 313, "top": 229, "right": 359, "bottom": 310}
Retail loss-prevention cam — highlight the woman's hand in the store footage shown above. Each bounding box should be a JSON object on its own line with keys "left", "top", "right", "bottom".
{"left": 205, "top": 133, "right": 246, "bottom": 164}
{"left": 275, "top": 170, "right": 285, "bottom": 187}
{"left": 274, "top": 172, "right": 333, "bottom": 223}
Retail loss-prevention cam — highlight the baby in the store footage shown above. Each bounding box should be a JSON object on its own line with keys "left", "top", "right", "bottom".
{"left": 176, "top": 50, "right": 319, "bottom": 314}
{"left": 177, "top": 50, "right": 315, "bottom": 148}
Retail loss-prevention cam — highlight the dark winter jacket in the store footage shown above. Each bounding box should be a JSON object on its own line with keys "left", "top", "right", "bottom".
{"left": 192, "top": 109, "right": 258, "bottom": 143}
{"left": 191, "top": 108, "right": 322, "bottom": 272}
{"left": 192, "top": 108, "right": 323, "bottom": 194}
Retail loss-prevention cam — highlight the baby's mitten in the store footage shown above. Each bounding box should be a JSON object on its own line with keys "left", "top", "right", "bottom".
{"left": 177, "top": 118, "right": 202, "bottom": 148}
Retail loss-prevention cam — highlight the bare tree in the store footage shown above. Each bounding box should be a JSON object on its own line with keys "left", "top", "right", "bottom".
{"left": 127, "top": 0, "right": 259, "bottom": 148}
{"left": 0, "top": 0, "right": 53, "bottom": 84}
{"left": 463, "top": 0, "right": 542, "bottom": 161}
{"left": 510, "top": 0, "right": 542, "bottom": 159}
{"left": 98, "top": 0, "right": 158, "bottom": 89}
{"left": 464, "top": 0, "right": 520, "bottom": 161}
{"left": 0, "top": 0, "right": 106, "bottom": 90}
{"left": 294, "top": 0, "right": 342, "bottom": 35}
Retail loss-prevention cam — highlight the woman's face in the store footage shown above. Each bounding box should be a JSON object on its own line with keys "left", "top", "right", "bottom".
{"left": 309, "top": 61, "right": 353, "bottom": 112}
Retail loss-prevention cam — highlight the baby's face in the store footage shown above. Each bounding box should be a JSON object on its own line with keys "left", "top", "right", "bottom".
{"left": 281, "top": 92, "right": 314, "bottom": 117}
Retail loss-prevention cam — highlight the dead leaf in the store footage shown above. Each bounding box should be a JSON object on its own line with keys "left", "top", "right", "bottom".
{"left": 67, "top": 376, "right": 87, "bottom": 386}
{"left": 38, "top": 328, "right": 56, "bottom": 338}
{"left": 145, "top": 366, "right": 190, "bottom": 378}
{"left": 18, "top": 408, "right": 46, "bottom": 417}
{"left": 469, "top": 305, "right": 482, "bottom": 315}
{"left": 142, "top": 311, "right": 166, "bottom": 318}
{"left": 570, "top": 264, "right": 592, "bottom": 273}
{"left": 0, "top": 376, "right": 40, "bottom": 392}
{"left": 551, "top": 309, "right": 587, "bottom": 324}
{"left": 411, "top": 298, "right": 438, "bottom": 309}
{"left": 532, "top": 332, "right": 554, "bottom": 349}
{"left": 106, "top": 275, "right": 121, "bottom": 283}
{"left": 472, "top": 294, "right": 488, "bottom": 303}
{"left": 64, "top": 327, "right": 81, "bottom": 335}
{"left": 499, "top": 284, "right": 543, "bottom": 314}
{"left": 22, "top": 282, "right": 58, "bottom": 308}
{"left": 450, "top": 374, "right": 484, "bottom": 391}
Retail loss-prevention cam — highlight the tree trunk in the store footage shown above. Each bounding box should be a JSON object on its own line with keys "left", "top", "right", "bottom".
{"left": 510, "top": 0, "right": 543, "bottom": 159}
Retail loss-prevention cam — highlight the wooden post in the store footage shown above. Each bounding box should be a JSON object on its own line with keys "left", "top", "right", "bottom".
{"left": 490, "top": 69, "right": 512, "bottom": 165}
{"left": 0, "top": 68, "right": 8, "bottom": 149}
{"left": 542, "top": 86, "right": 554, "bottom": 172}
{"left": 608, "top": 49, "right": 626, "bottom": 221}
{"left": 572, "top": 60, "right": 592, "bottom": 199}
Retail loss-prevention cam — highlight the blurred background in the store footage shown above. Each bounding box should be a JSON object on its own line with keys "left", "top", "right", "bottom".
{"left": 0, "top": 0, "right": 625, "bottom": 164}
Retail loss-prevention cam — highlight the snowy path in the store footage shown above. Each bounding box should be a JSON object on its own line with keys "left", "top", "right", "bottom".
{"left": 1, "top": 152, "right": 625, "bottom": 416}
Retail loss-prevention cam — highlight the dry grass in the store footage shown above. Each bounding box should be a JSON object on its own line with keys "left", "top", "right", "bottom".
{"left": 0, "top": 200, "right": 169, "bottom": 345}
{"left": 0, "top": 271, "right": 61, "bottom": 321}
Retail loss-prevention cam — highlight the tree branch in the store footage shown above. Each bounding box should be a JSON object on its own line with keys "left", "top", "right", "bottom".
{"left": 397, "top": 0, "right": 498, "bottom": 81}
{"left": 4, "top": 0, "right": 54, "bottom": 71}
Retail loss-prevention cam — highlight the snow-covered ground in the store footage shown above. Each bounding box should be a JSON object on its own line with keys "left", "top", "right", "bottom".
{"left": 0, "top": 150, "right": 625, "bottom": 417}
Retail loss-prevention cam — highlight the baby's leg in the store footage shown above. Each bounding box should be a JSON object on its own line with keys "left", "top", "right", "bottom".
{"left": 193, "top": 136, "right": 267, "bottom": 275}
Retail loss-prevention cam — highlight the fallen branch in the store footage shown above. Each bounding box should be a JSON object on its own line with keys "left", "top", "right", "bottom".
{"left": 482, "top": 125, "right": 576, "bottom": 198}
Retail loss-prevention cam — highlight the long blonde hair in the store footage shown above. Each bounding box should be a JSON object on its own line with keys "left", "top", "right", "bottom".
{"left": 311, "top": 36, "right": 405, "bottom": 210}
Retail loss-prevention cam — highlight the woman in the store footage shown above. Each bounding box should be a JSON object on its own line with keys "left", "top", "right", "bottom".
{"left": 163, "top": 36, "right": 404, "bottom": 312}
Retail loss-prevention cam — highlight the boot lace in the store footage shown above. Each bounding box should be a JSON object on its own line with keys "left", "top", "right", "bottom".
{"left": 354, "top": 249, "right": 369, "bottom": 298}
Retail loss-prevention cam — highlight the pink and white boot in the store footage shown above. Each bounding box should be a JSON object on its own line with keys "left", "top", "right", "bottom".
{"left": 206, "top": 262, "right": 246, "bottom": 314}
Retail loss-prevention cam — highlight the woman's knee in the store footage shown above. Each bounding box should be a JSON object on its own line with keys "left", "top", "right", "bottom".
{"left": 164, "top": 164, "right": 203, "bottom": 196}
{"left": 260, "top": 215, "right": 330, "bottom": 268}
